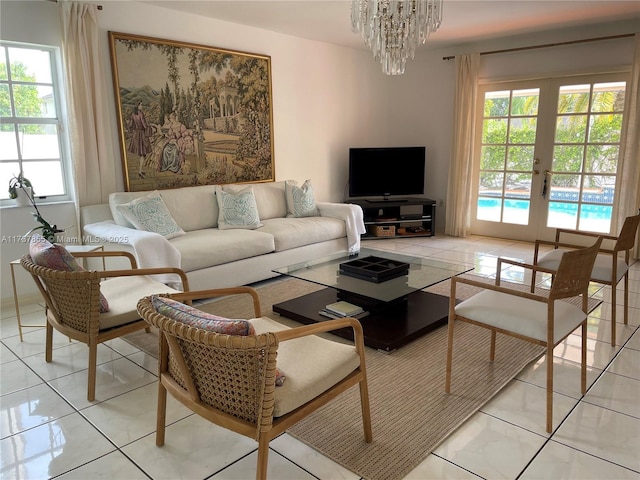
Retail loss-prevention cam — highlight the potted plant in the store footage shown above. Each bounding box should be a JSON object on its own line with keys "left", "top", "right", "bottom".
{"left": 8, "top": 173, "right": 64, "bottom": 241}
{"left": 8, "top": 173, "right": 33, "bottom": 206}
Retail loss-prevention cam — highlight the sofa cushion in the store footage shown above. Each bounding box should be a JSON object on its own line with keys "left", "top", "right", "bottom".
{"left": 115, "top": 191, "right": 186, "bottom": 240}
{"left": 215, "top": 185, "right": 262, "bottom": 230}
{"left": 224, "top": 182, "right": 287, "bottom": 220}
{"left": 286, "top": 179, "right": 319, "bottom": 218}
{"left": 258, "top": 217, "right": 346, "bottom": 252}
{"left": 170, "top": 228, "right": 275, "bottom": 272}
{"left": 157, "top": 185, "right": 219, "bottom": 231}
{"left": 110, "top": 186, "right": 219, "bottom": 232}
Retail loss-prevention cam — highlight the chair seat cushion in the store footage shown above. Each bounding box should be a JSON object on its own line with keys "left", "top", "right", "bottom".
{"left": 538, "top": 249, "right": 628, "bottom": 283}
{"left": 251, "top": 317, "right": 361, "bottom": 417}
{"left": 99, "top": 276, "right": 181, "bottom": 330}
{"left": 454, "top": 290, "right": 587, "bottom": 343}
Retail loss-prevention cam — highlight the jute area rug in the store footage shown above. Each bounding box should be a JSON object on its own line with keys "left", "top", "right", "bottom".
{"left": 123, "top": 277, "right": 598, "bottom": 480}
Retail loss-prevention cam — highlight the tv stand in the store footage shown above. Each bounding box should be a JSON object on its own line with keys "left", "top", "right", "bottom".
{"left": 365, "top": 198, "right": 408, "bottom": 203}
{"left": 350, "top": 197, "right": 436, "bottom": 239}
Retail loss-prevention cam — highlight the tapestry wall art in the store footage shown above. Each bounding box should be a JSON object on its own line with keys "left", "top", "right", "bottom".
{"left": 108, "top": 32, "right": 275, "bottom": 192}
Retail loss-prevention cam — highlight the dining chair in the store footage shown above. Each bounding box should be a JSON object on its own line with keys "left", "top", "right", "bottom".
{"left": 532, "top": 213, "right": 640, "bottom": 346}
{"left": 137, "top": 286, "right": 372, "bottom": 480}
{"left": 446, "top": 237, "right": 602, "bottom": 433}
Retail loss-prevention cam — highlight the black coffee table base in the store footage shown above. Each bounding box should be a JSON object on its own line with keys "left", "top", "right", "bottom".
{"left": 272, "top": 288, "right": 451, "bottom": 352}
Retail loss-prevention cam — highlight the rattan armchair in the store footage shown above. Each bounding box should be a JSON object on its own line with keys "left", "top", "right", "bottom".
{"left": 446, "top": 238, "right": 602, "bottom": 433}
{"left": 21, "top": 250, "right": 189, "bottom": 401}
{"left": 137, "top": 286, "right": 372, "bottom": 480}
{"left": 532, "top": 213, "right": 640, "bottom": 346}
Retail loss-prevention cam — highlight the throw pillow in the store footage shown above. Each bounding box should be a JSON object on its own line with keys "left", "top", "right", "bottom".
{"left": 285, "top": 179, "right": 319, "bottom": 218}
{"left": 215, "top": 185, "right": 262, "bottom": 230}
{"left": 150, "top": 296, "right": 285, "bottom": 386}
{"left": 115, "top": 191, "right": 186, "bottom": 240}
{"left": 151, "top": 295, "right": 256, "bottom": 335}
{"left": 29, "top": 234, "right": 109, "bottom": 313}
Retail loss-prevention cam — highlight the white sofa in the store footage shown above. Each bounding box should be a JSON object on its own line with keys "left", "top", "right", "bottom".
{"left": 80, "top": 181, "right": 365, "bottom": 291}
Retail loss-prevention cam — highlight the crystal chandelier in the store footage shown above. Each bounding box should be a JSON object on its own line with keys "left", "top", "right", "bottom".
{"left": 351, "top": 0, "right": 443, "bottom": 75}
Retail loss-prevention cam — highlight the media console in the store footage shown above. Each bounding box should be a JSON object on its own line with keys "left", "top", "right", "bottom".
{"left": 350, "top": 197, "right": 436, "bottom": 239}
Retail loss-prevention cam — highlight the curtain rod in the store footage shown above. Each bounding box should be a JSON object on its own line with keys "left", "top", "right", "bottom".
{"left": 442, "top": 33, "right": 635, "bottom": 61}
{"left": 47, "top": 0, "right": 103, "bottom": 9}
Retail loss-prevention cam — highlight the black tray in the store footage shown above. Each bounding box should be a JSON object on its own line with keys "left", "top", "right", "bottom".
{"left": 339, "top": 256, "right": 409, "bottom": 283}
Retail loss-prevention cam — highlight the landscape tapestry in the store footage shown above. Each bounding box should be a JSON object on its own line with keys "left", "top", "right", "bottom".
{"left": 108, "top": 32, "right": 275, "bottom": 192}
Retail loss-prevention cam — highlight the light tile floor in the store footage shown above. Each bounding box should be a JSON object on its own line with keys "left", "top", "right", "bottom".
{"left": 1, "top": 235, "right": 638, "bottom": 479}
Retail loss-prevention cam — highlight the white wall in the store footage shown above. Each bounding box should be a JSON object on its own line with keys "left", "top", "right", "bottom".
{"left": 0, "top": 0, "right": 637, "bottom": 302}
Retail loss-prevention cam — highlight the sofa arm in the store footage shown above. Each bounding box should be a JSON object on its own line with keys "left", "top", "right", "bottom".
{"left": 317, "top": 202, "right": 366, "bottom": 253}
{"left": 83, "top": 221, "right": 183, "bottom": 287}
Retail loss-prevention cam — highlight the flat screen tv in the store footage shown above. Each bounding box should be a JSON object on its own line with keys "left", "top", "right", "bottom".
{"left": 348, "top": 146, "right": 425, "bottom": 200}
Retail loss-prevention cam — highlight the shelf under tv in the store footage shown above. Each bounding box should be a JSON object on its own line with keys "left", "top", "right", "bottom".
{"left": 350, "top": 198, "right": 436, "bottom": 239}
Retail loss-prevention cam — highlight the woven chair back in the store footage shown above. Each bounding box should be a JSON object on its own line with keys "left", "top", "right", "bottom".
{"left": 137, "top": 295, "right": 280, "bottom": 434}
{"left": 20, "top": 254, "right": 102, "bottom": 337}
{"left": 615, "top": 214, "right": 640, "bottom": 251}
{"left": 550, "top": 237, "right": 602, "bottom": 300}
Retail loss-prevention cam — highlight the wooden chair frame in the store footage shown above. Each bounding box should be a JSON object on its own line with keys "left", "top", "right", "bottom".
{"left": 532, "top": 213, "right": 640, "bottom": 346}
{"left": 446, "top": 238, "right": 601, "bottom": 433}
{"left": 21, "top": 251, "right": 190, "bottom": 401}
{"left": 137, "top": 286, "right": 373, "bottom": 480}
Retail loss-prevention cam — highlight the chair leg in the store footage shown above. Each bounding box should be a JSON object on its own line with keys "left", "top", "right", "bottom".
{"left": 445, "top": 317, "right": 455, "bottom": 393}
{"left": 623, "top": 273, "right": 629, "bottom": 325}
{"left": 546, "top": 343, "right": 554, "bottom": 433}
{"left": 359, "top": 378, "right": 373, "bottom": 443}
{"left": 45, "top": 322, "right": 53, "bottom": 363}
{"left": 145, "top": 326, "right": 151, "bottom": 333}
{"left": 156, "top": 381, "right": 167, "bottom": 446}
{"left": 611, "top": 284, "right": 617, "bottom": 347}
{"left": 256, "top": 435, "right": 270, "bottom": 480}
{"left": 489, "top": 331, "right": 497, "bottom": 361}
{"left": 87, "top": 341, "right": 97, "bottom": 402}
{"left": 581, "top": 322, "right": 587, "bottom": 394}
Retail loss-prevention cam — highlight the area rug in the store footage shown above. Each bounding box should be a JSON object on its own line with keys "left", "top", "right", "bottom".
{"left": 123, "top": 276, "right": 601, "bottom": 480}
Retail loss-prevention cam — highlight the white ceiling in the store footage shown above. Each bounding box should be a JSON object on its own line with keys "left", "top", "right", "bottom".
{"left": 143, "top": 1, "right": 640, "bottom": 51}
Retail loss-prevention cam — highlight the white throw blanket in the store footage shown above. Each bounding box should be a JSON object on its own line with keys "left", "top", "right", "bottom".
{"left": 83, "top": 221, "right": 183, "bottom": 288}
{"left": 317, "top": 202, "right": 366, "bottom": 254}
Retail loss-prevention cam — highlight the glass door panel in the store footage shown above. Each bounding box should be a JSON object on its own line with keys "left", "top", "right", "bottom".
{"left": 546, "top": 81, "right": 625, "bottom": 234}
{"left": 471, "top": 74, "right": 627, "bottom": 241}
{"left": 473, "top": 85, "right": 543, "bottom": 238}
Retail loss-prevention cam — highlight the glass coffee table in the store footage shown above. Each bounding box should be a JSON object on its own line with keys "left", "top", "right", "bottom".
{"left": 272, "top": 248, "right": 472, "bottom": 352}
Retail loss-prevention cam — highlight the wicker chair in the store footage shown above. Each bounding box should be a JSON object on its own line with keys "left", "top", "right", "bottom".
{"left": 137, "top": 286, "right": 373, "bottom": 480}
{"left": 446, "top": 238, "right": 602, "bottom": 433}
{"left": 532, "top": 213, "right": 640, "bottom": 346}
{"left": 21, "top": 250, "right": 190, "bottom": 401}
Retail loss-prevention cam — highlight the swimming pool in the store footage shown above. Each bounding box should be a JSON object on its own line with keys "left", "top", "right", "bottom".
{"left": 477, "top": 197, "right": 612, "bottom": 232}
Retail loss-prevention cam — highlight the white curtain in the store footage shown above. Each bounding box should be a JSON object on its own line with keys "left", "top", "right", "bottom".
{"left": 59, "top": 2, "right": 117, "bottom": 207}
{"left": 445, "top": 53, "right": 480, "bottom": 237}
{"left": 617, "top": 33, "right": 640, "bottom": 259}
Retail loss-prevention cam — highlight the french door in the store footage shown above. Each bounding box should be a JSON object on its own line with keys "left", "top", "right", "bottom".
{"left": 470, "top": 72, "right": 628, "bottom": 242}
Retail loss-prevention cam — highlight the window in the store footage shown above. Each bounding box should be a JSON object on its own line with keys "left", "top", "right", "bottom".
{"left": 0, "top": 42, "right": 69, "bottom": 203}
